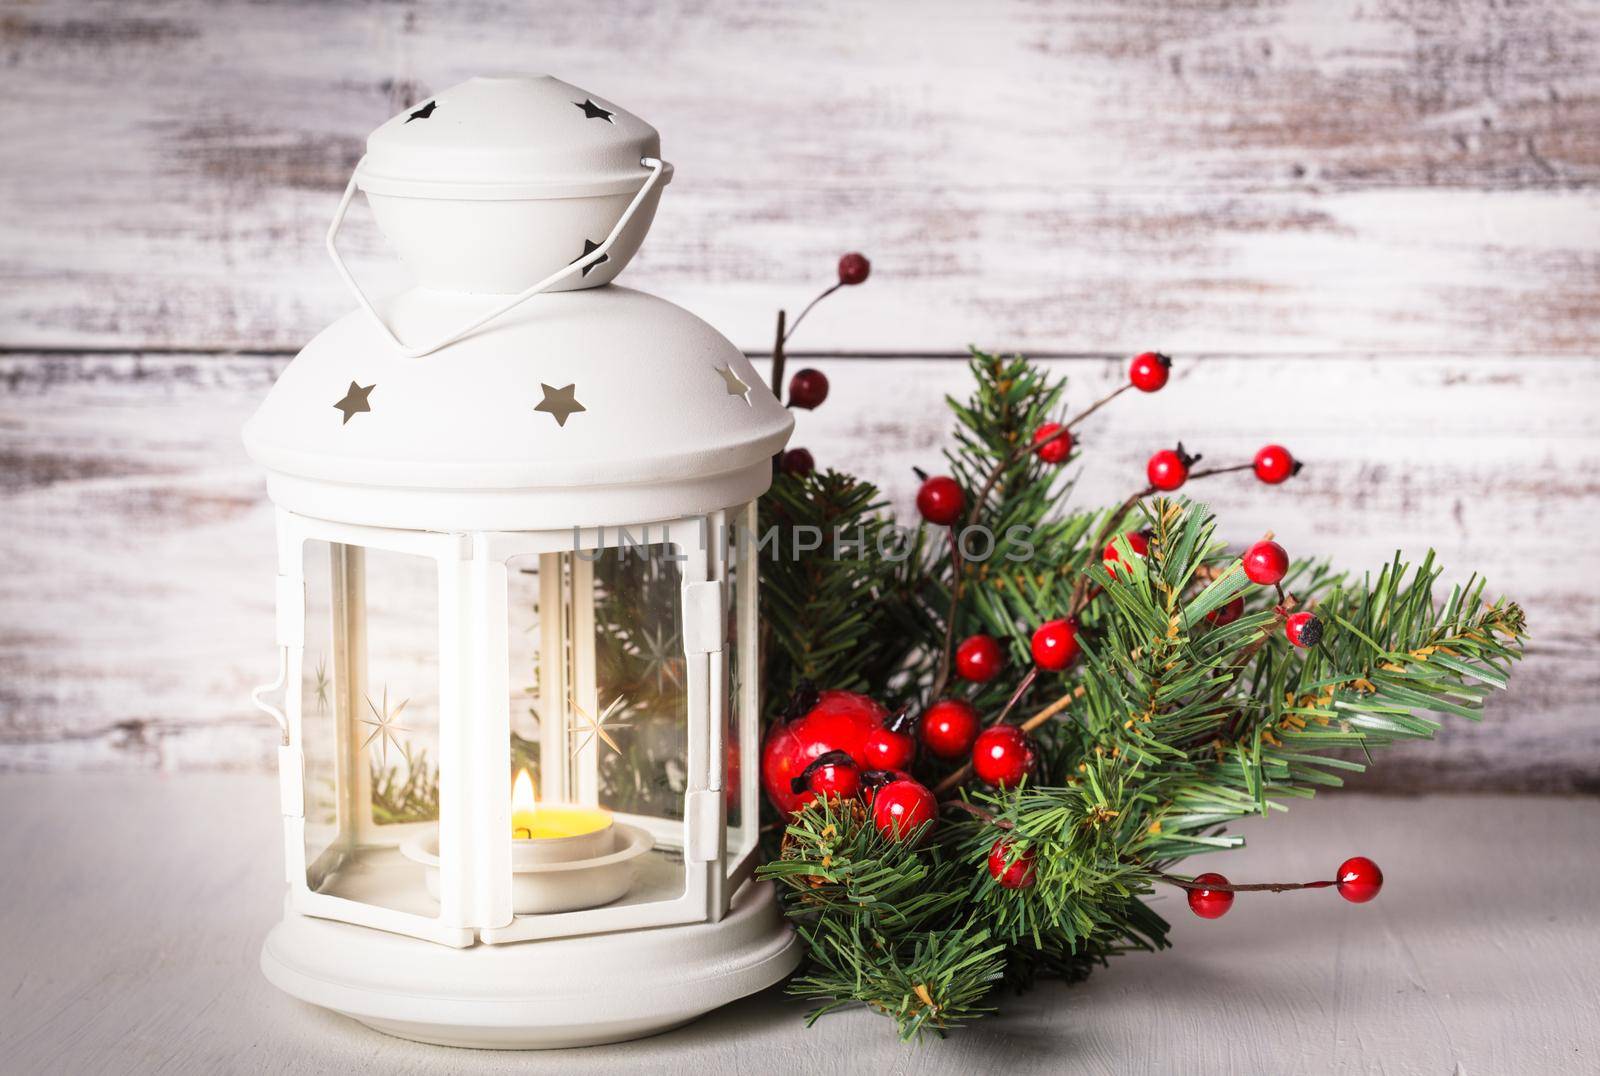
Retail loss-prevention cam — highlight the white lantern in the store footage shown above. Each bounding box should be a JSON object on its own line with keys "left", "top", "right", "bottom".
{"left": 243, "top": 75, "right": 799, "bottom": 1049}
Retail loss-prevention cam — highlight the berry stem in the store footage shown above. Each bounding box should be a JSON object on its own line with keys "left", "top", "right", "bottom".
{"left": 1071, "top": 483, "right": 1156, "bottom": 613}
{"left": 768, "top": 309, "right": 788, "bottom": 403}
{"left": 1070, "top": 462, "right": 1272, "bottom": 613}
{"left": 1065, "top": 380, "right": 1134, "bottom": 431}
{"left": 964, "top": 378, "right": 1134, "bottom": 538}
{"left": 993, "top": 666, "right": 1038, "bottom": 726}
{"left": 927, "top": 525, "right": 967, "bottom": 702}
{"left": 783, "top": 282, "right": 842, "bottom": 344}
{"left": 1184, "top": 461, "right": 1255, "bottom": 482}
{"left": 1154, "top": 871, "right": 1336, "bottom": 894}
{"left": 941, "top": 799, "right": 1014, "bottom": 828}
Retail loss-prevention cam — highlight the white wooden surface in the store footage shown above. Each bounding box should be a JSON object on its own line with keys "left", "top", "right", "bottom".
{"left": 1, "top": 0, "right": 1597, "bottom": 785}
{"left": 3, "top": 0, "right": 1599, "bottom": 354}
{"left": 1, "top": 775, "right": 1595, "bottom": 1074}
{"left": 2, "top": 352, "right": 1595, "bottom": 788}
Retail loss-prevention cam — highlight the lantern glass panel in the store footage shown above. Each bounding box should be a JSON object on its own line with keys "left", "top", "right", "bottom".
{"left": 353, "top": 546, "right": 441, "bottom": 833}
{"left": 507, "top": 541, "right": 686, "bottom": 824}
{"left": 506, "top": 559, "right": 543, "bottom": 789}
{"left": 300, "top": 540, "right": 441, "bottom": 914}
{"left": 591, "top": 543, "right": 687, "bottom": 825}
{"left": 301, "top": 539, "right": 341, "bottom": 879}
{"left": 500, "top": 535, "right": 693, "bottom": 928}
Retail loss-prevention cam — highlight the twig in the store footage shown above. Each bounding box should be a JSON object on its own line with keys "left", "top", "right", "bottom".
{"left": 783, "top": 282, "right": 841, "bottom": 344}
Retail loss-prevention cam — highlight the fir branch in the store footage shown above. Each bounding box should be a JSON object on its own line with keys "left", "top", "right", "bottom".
{"left": 756, "top": 353, "right": 1528, "bottom": 1041}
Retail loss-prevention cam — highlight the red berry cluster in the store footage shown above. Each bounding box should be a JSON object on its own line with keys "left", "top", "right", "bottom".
{"left": 760, "top": 688, "right": 936, "bottom": 842}
{"left": 1240, "top": 539, "right": 1325, "bottom": 648}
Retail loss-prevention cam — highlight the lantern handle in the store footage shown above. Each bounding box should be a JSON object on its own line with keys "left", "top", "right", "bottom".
{"left": 251, "top": 647, "right": 291, "bottom": 746}
{"left": 325, "top": 156, "right": 668, "bottom": 359}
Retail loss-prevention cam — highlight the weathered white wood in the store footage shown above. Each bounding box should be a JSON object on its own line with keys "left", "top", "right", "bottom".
{"left": 1, "top": 776, "right": 1595, "bottom": 1072}
{"left": 1, "top": 0, "right": 1598, "bottom": 353}
{"left": 1, "top": 351, "right": 1593, "bottom": 788}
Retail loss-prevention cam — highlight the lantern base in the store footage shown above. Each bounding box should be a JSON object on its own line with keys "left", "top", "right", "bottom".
{"left": 260, "top": 878, "right": 800, "bottom": 1050}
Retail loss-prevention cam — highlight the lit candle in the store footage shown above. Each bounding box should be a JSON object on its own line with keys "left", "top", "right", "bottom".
{"left": 510, "top": 768, "right": 611, "bottom": 841}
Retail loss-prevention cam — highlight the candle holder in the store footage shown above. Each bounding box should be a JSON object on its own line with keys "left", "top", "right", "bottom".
{"left": 244, "top": 74, "right": 800, "bottom": 1048}
{"left": 400, "top": 822, "right": 654, "bottom": 914}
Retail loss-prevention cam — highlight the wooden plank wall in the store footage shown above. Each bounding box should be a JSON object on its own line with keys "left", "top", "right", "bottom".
{"left": 2, "top": 0, "right": 1597, "bottom": 788}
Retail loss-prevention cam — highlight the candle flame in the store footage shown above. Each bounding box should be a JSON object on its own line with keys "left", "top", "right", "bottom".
{"left": 512, "top": 768, "right": 537, "bottom": 815}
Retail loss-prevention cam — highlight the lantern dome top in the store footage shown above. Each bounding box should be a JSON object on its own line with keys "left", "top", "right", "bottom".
{"left": 242, "top": 285, "right": 792, "bottom": 531}
{"left": 357, "top": 75, "right": 662, "bottom": 201}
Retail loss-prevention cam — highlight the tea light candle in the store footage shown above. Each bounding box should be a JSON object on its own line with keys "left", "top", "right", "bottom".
{"left": 510, "top": 769, "right": 610, "bottom": 843}
{"left": 401, "top": 767, "right": 651, "bottom": 914}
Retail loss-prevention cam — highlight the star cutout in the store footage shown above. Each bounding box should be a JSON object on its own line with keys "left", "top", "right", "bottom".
{"left": 716, "top": 363, "right": 752, "bottom": 405}
{"left": 569, "top": 694, "right": 629, "bottom": 761}
{"left": 360, "top": 686, "right": 412, "bottom": 767}
{"left": 570, "top": 238, "right": 609, "bottom": 277}
{"left": 534, "top": 382, "right": 586, "bottom": 427}
{"left": 334, "top": 381, "right": 375, "bottom": 424}
{"left": 405, "top": 100, "right": 437, "bottom": 123}
{"left": 573, "top": 98, "right": 614, "bottom": 123}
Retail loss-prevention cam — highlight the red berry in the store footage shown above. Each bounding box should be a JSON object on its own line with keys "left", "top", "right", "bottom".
{"left": 779, "top": 447, "right": 815, "bottom": 476}
{"left": 972, "top": 725, "right": 1035, "bottom": 788}
{"left": 920, "top": 699, "right": 980, "bottom": 760}
{"left": 1242, "top": 540, "right": 1289, "bottom": 586}
{"left": 954, "top": 634, "right": 1004, "bottom": 683}
{"left": 1335, "top": 856, "right": 1383, "bottom": 903}
{"left": 1187, "top": 873, "right": 1234, "bottom": 919}
{"left": 1103, "top": 530, "right": 1150, "bottom": 578}
{"left": 1253, "top": 444, "right": 1299, "bottom": 484}
{"left": 837, "top": 252, "right": 871, "bottom": 286}
{"left": 1284, "top": 610, "right": 1323, "bottom": 648}
{"left": 916, "top": 475, "right": 965, "bottom": 527}
{"left": 871, "top": 778, "right": 935, "bottom": 841}
{"left": 791, "top": 750, "right": 860, "bottom": 809}
{"left": 1129, "top": 351, "right": 1172, "bottom": 393}
{"left": 1032, "top": 423, "right": 1073, "bottom": 464}
{"left": 1207, "top": 596, "right": 1245, "bottom": 626}
{"left": 1146, "top": 444, "right": 1198, "bottom": 492}
{"left": 862, "top": 709, "right": 916, "bottom": 771}
{"left": 760, "top": 688, "right": 889, "bottom": 816}
{"left": 1030, "top": 618, "right": 1082, "bottom": 671}
{"left": 987, "top": 839, "right": 1037, "bottom": 890}
{"left": 788, "top": 368, "right": 829, "bottom": 410}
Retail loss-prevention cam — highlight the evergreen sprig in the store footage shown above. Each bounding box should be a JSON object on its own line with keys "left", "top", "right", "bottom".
{"left": 757, "top": 351, "right": 1527, "bottom": 1039}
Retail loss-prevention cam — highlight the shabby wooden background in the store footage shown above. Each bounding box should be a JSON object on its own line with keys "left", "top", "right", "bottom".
{"left": 1, "top": 0, "right": 1596, "bottom": 788}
